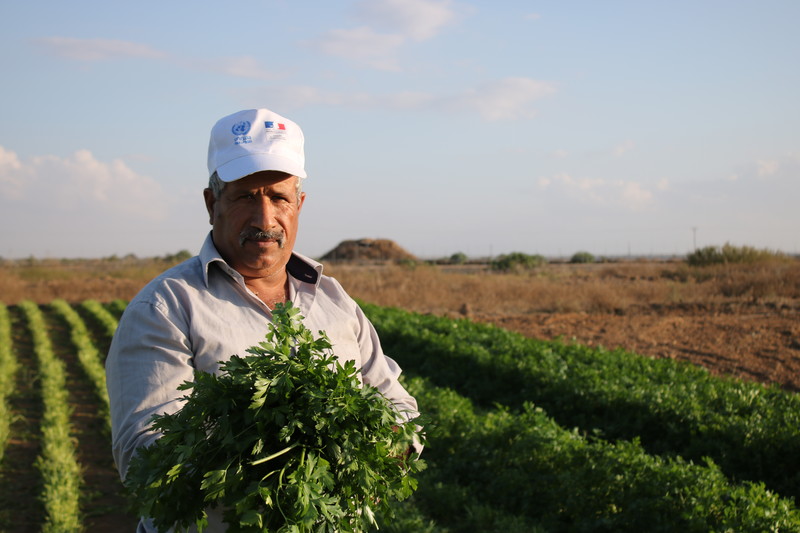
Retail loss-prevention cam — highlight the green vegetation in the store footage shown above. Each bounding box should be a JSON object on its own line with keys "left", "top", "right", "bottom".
{"left": 688, "top": 243, "right": 788, "bottom": 266}
{"left": 448, "top": 252, "right": 468, "bottom": 265}
{"left": 392, "top": 378, "right": 800, "bottom": 532}
{"left": 19, "top": 301, "right": 83, "bottom": 533}
{"left": 50, "top": 299, "right": 112, "bottom": 433}
{"left": 107, "top": 299, "right": 129, "bottom": 319}
{"left": 569, "top": 251, "right": 595, "bottom": 264}
{"left": 161, "top": 249, "right": 193, "bottom": 264}
{"left": 0, "top": 303, "right": 16, "bottom": 463}
{"left": 79, "top": 299, "right": 121, "bottom": 340}
{"left": 489, "top": 252, "right": 547, "bottom": 272}
{"left": 362, "top": 302, "right": 800, "bottom": 530}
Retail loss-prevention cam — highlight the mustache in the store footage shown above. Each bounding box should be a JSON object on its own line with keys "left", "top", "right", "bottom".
{"left": 238, "top": 228, "right": 286, "bottom": 248}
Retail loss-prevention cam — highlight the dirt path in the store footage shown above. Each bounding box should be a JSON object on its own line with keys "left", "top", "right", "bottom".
{"left": 475, "top": 302, "right": 800, "bottom": 392}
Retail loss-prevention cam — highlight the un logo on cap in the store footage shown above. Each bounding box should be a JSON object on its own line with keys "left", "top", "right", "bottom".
{"left": 231, "top": 121, "right": 251, "bottom": 135}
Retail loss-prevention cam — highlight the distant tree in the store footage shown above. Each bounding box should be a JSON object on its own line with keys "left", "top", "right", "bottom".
{"left": 449, "top": 252, "right": 468, "bottom": 265}
{"left": 175, "top": 250, "right": 192, "bottom": 262}
{"left": 570, "top": 251, "right": 595, "bottom": 264}
{"left": 490, "top": 252, "right": 546, "bottom": 272}
{"left": 163, "top": 250, "right": 193, "bottom": 263}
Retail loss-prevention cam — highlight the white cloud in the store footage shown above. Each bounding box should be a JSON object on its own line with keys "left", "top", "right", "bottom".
{"left": 34, "top": 36, "right": 278, "bottom": 80}
{"left": 723, "top": 154, "right": 799, "bottom": 184}
{"left": 449, "top": 77, "right": 557, "bottom": 121}
{"left": 34, "top": 36, "right": 167, "bottom": 61}
{"left": 189, "top": 55, "right": 278, "bottom": 81}
{"left": 756, "top": 159, "right": 779, "bottom": 178}
{"left": 311, "top": 0, "right": 458, "bottom": 70}
{"left": 613, "top": 139, "right": 635, "bottom": 157}
{"left": 261, "top": 84, "right": 435, "bottom": 110}
{"left": 313, "top": 27, "right": 406, "bottom": 71}
{"left": 260, "top": 77, "right": 554, "bottom": 121}
{"left": 0, "top": 146, "right": 29, "bottom": 199}
{"left": 538, "top": 172, "right": 654, "bottom": 211}
{"left": 356, "top": 0, "right": 457, "bottom": 41}
{"left": 0, "top": 146, "right": 167, "bottom": 220}
{"left": 620, "top": 181, "right": 653, "bottom": 208}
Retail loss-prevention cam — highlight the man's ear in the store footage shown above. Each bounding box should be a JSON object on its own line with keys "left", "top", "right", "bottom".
{"left": 203, "top": 188, "right": 216, "bottom": 225}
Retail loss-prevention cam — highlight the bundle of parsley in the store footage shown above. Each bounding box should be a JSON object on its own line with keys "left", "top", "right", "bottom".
{"left": 124, "top": 303, "right": 424, "bottom": 533}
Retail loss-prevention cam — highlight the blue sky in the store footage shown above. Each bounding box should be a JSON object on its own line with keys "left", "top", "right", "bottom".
{"left": 1, "top": 1, "right": 798, "bottom": 260}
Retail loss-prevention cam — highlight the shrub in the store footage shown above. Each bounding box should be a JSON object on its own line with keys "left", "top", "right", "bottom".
{"left": 687, "top": 243, "right": 787, "bottom": 267}
{"left": 163, "top": 250, "right": 193, "bottom": 264}
{"left": 448, "top": 252, "right": 467, "bottom": 265}
{"left": 490, "top": 252, "right": 546, "bottom": 272}
{"left": 570, "top": 251, "right": 595, "bottom": 264}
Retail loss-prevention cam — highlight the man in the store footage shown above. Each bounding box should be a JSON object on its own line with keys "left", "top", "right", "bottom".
{"left": 105, "top": 108, "right": 420, "bottom": 532}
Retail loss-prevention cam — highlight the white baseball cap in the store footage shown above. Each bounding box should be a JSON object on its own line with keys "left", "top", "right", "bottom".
{"left": 207, "top": 108, "right": 306, "bottom": 182}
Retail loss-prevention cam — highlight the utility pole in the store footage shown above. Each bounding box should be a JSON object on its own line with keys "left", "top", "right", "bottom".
{"left": 691, "top": 227, "right": 697, "bottom": 251}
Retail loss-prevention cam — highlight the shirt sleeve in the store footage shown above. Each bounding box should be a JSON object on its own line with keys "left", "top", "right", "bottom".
{"left": 352, "top": 304, "right": 424, "bottom": 455}
{"left": 105, "top": 298, "right": 196, "bottom": 479}
{"left": 352, "top": 303, "right": 420, "bottom": 424}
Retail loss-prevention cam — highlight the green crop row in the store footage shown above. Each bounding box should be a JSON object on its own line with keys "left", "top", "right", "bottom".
{"left": 0, "top": 303, "right": 16, "bottom": 463}
{"left": 361, "top": 302, "right": 800, "bottom": 504}
{"left": 78, "top": 299, "right": 120, "bottom": 341}
{"left": 107, "top": 299, "right": 128, "bottom": 320}
{"left": 381, "top": 376, "right": 800, "bottom": 532}
{"left": 18, "top": 301, "right": 83, "bottom": 533}
{"left": 50, "top": 299, "right": 112, "bottom": 434}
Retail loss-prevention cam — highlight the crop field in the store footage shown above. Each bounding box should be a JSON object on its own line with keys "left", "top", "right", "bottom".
{"left": 1, "top": 256, "right": 800, "bottom": 531}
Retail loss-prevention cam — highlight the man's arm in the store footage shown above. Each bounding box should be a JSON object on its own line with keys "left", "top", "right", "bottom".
{"left": 354, "top": 306, "right": 418, "bottom": 416}
{"left": 105, "top": 299, "right": 196, "bottom": 478}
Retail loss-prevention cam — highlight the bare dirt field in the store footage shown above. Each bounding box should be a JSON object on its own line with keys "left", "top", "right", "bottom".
{"left": 3, "top": 256, "right": 800, "bottom": 391}
{"left": 483, "top": 302, "right": 800, "bottom": 392}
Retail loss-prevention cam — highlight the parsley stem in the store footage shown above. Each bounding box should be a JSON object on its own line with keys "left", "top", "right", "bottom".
{"left": 250, "top": 441, "right": 300, "bottom": 466}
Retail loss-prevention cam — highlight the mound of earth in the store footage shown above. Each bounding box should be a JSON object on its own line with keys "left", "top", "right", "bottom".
{"left": 320, "top": 239, "right": 417, "bottom": 263}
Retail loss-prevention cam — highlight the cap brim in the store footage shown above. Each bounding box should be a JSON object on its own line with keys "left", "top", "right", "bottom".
{"left": 215, "top": 153, "right": 307, "bottom": 182}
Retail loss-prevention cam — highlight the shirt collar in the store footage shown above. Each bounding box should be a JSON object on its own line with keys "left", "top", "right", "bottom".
{"left": 200, "top": 232, "right": 322, "bottom": 288}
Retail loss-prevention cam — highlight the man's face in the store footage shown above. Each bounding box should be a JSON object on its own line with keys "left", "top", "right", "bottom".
{"left": 204, "top": 171, "right": 305, "bottom": 280}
